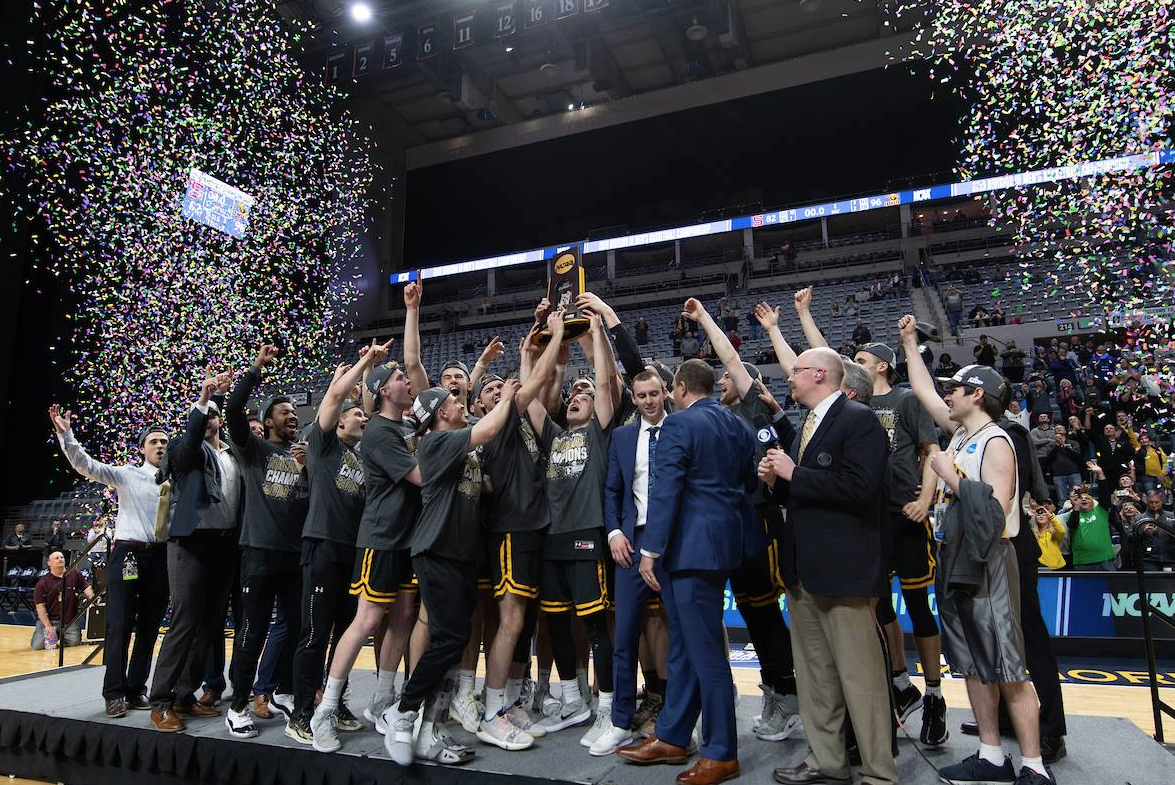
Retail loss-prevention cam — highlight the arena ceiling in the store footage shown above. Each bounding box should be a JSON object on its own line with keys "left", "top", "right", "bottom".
{"left": 278, "top": 0, "right": 930, "bottom": 160}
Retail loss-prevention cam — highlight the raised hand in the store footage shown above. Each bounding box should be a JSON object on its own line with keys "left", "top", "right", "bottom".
{"left": 533, "top": 297, "right": 551, "bottom": 325}
{"left": 331, "top": 363, "right": 353, "bottom": 386}
{"left": 682, "top": 297, "right": 707, "bottom": 322}
{"left": 576, "top": 291, "right": 615, "bottom": 322}
{"left": 214, "top": 372, "right": 232, "bottom": 394}
{"left": 254, "top": 344, "right": 280, "bottom": 369}
{"left": 587, "top": 311, "right": 603, "bottom": 334}
{"left": 793, "top": 287, "right": 812, "bottom": 312}
{"left": 403, "top": 280, "right": 422, "bottom": 309}
{"left": 365, "top": 337, "right": 393, "bottom": 366}
{"left": 501, "top": 378, "right": 520, "bottom": 401}
{"left": 897, "top": 314, "right": 918, "bottom": 343}
{"left": 48, "top": 404, "right": 72, "bottom": 436}
{"left": 478, "top": 335, "right": 505, "bottom": 367}
{"left": 547, "top": 308, "right": 566, "bottom": 338}
{"left": 754, "top": 302, "right": 779, "bottom": 329}
{"left": 755, "top": 378, "right": 781, "bottom": 415}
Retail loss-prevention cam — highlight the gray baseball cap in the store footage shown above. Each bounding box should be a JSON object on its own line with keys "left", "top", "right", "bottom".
{"left": 412, "top": 387, "right": 454, "bottom": 434}
{"left": 938, "top": 364, "right": 1009, "bottom": 403}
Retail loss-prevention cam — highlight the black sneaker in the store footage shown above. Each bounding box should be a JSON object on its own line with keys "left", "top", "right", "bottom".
{"left": 893, "top": 682, "right": 923, "bottom": 722}
{"left": 938, "top": 752, "right": 1016, "bottom": 784}
{"left": 335, "top": 703, "right": 363, "bottom": 732}
{"left": 285, "top": 715, "right": 313, "bottom": 744}
{"left": 920, "top": 694, "right": 949, "bottom": 746}
{"left": 1013, "top": 765, "right": 1056, "bottom": 785}
{"left": 1040, "top": 736, "right": 1066, "bottom": 765}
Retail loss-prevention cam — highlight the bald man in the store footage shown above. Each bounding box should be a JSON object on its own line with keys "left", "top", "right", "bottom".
{"left": 759, "top": 348, "right": 895, "bottom": 785}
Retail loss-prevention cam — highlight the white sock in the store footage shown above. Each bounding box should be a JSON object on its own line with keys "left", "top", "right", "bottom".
{"left": 319, "top": 676, "right": 345, "bottom": 712}
{"left": 563, "top": 679, "right": 583, "bottom": 707}
{"left": 484, "top": 687, "right": 507, "bottom": 720}
{"left": 597, "top": 691, "right": 613, "bottom": 713}
{"left": 979, "top": 743, "right": 1005, "bottom": 766}
{"left": 925, "top": 681, "right": 942, "bottom": 698}
{"left": 1021, "top": 755, "right": 1047, "bottom": 776}
{"left": 458, "top": 669, "right": 475, "bottom": 698}
{"left": 891, "top": 670, "right": 912, "bottom": 690}
{"left": 506, "top": 677, "right": 522, "bottom": 706}
{"left": 374, "top": 670, "right": 397, "bottom": 702}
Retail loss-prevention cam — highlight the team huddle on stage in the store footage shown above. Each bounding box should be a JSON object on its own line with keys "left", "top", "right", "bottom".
{"left": 50, "top": 282, "right": 1059, "bottom": 785}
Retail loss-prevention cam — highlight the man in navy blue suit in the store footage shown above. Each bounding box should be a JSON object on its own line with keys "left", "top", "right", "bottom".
{"left": 617, "top": 359, "right": 759, "bottom": 785}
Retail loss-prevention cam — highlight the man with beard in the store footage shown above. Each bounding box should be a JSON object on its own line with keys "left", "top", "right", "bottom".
{"left": 223, "top": 344, "right": 310, "bottom": 739}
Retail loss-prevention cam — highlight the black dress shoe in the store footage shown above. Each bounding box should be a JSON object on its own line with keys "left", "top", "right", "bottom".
{"left": 772, "top": 762, "right": 851, "bottom": 785}
{"left": 960, "top": 720, "right": 1015, "bottom": 737}
{"left": 1041, "top": 735, "right": 1067, "bottom": 764}
{"left": 105, "top": 699, "right": 128, "bottom": 718}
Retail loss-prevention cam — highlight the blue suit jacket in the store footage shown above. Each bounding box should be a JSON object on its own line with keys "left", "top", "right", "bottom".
{"left": 642, "top": 398, "right": 760, "bottom": 573}
{"left": 603, "top": 422, "right": 641, "bottom": 541}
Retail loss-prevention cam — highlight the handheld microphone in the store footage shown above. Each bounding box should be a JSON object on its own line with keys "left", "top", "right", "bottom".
{"left": 753, "top": 413, "right": 780, "bottom": 452}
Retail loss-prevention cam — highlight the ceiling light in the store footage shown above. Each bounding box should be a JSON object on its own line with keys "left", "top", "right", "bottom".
{"left": 350, "top": 3, "right": 373, "bottom": 23}
{"left": 685, "top": 18, "right": 708, "bottom": 41}
{"left": 505, "top": 45, "right": 515, "bottom": 53}
{"left": 567, "top": 103, "right": 575, "bottom": 111}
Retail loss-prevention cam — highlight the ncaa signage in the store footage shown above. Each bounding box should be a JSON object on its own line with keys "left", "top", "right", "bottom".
{"left": 913, "top": 188, "right": 932, "bottom": 201}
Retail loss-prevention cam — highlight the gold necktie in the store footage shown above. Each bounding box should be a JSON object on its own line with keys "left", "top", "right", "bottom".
{"left": 798, "top": 411, "right": 818, "bottom": 462}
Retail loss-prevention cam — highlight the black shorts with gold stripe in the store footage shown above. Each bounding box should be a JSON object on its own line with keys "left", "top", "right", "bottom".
{"left": 350, "top": 547, "right": 416, "bottom": 604}
{"left": 488, "top": 530, "right": 542, "bottom": 599}
{"left": 539, "top": 559, "right": 608, "bottom": 617}
{"left": 730, "top": 505, "right": 787, "bottom": 609}
{"left": 888, "top": 510, "right": 936, "bottom": 590}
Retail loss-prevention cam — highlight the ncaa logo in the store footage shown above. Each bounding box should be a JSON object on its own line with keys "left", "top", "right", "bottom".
{"left": 966, "top": 443, "right": 979, "bottom": 454}
{"left": 913, "top": 188, "right": 931, "bottom": 201}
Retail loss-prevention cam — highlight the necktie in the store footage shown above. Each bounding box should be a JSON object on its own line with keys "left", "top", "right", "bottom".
{"left": 798, "top": 411, "right": 818, "bottom": 462}
{"left": 647, "top": 426, "right": 660, "bottom": 493}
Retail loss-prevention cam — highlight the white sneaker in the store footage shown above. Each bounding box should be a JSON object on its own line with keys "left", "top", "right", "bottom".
{"left": 537, "top": 698, "right": 591, "bottom": 733}
{"left": 532, "top": 683, "right": 561, "bottom": 718}
{"left": 504, "top": 702, "right": 547, "bottom": 737}
{"left": 310, "top": 708, "right": 340, "bottom": 753}
{"left": 269, "top": 693, "right": 294, "bottom": 721}
{"left": 589, "top": 722, "right": 635, "bottom": 757}
{"left": 579, "top": 710, "right": 610, "bottom": 747}
{"left": 416, "top": 722, "right": 476, "bottom": 765}
{"left": 476, "top": 711, "right": 535, "bottom": 751}
{"left": 382, "top": 705, "right": 418, "bottom": 766}
{"left": 449, "top": 692, "right": 484, "bottom": 733}
{"left": 225, "top": 708, "right": 259, "bottom": 739}
{"left": 756, "top": 691, "right": 803, "bottom": 742}
{"left": 365, "top": 690, "right": 398, "bottom": 735}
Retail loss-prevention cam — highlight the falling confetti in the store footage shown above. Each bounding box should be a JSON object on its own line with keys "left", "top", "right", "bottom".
{"left": 4, "top": 0, "right": 382, "bottom": 466}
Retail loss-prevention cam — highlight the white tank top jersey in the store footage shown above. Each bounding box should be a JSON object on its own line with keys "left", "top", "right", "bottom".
{"left": 932, "top": 422, "right": 1020, "bottom": 539}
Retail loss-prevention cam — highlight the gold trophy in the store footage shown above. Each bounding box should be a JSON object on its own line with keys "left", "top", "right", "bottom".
{"left": 536, "top": 245, "right": 591, "bottom": 345}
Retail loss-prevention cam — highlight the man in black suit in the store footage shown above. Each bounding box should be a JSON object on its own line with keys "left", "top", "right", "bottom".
{"left": 759, "top": 347, "right": 895, "bottom": 785}
{"left": 147, "top": 372, "right": 242, "bottom": 731}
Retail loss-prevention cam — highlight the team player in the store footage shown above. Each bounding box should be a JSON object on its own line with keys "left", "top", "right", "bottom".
{"left": 899, "top": 315, "right": 1052, "bottom": 785}
{"left": 685, "top": 297, "right": 802, "bottom": 741}
{"left": 310, "top": 357, "right": 421, "bottom": 753}
{"left": 527, "top": 312, "right": 621, "bottom": 745}
{"left": 792, "top": 286, "right": 948, "bottom": 744}
{"left": 223, "top": 344, "right": 310, "bottom": 739}
{"left": 380, "top": 367, "right": 519, "bottom": 766}
{"left": 472, "top": 316, "right": 566, "bottom": 749}
{"left": 286, "top": 340, "right": 390, "bottom": 742}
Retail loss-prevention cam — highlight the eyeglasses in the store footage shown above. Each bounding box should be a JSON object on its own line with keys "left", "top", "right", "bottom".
{"left": 791, "top": 366, "right": 822, "bottom": 376}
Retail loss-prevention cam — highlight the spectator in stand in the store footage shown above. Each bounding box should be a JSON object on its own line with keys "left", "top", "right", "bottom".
{"left": 1109, "top": 474, "right": 1142, "bottom": 511}
{"left": 1135, "top": 431, "right": 1169, "bottom": 493}
{"left": 1116, "top": 502, "right": 1143, "bottom": 570}
{"left": 746, "top": 309, "right": 761, "bottom": 340}
{"left": 1069, "top": 486, "right": 1118, "bottom": 570}
{"left": 47, "top": 520, "right": 66, "bottom": 553}
{"left": 968, "top": 303, "right": 989, "bottom": 328}
{"left": 990, "top": 306, "right": 1006, "bottom": 326}
{"left": 1027, "top": 379, "right": 1052, "bottom": 419}
{"left": 634, "top": 318, "right": 649, "bottom": 346}
{"left": 1029, "top": 414, "right": 1055, "bottom": 461}
{"left": 854, "top": 286, "right": 869, "bottom": 305}
{"left": 1088, "top": 415, "right": 1135, "bottom": 503}
{"left": 830, "top": 302, "right": 841, "bottom": 317}
{"left": 1045, "top": 350, "right": 1078, "bottom": 389}
{"left": 32, "top": 551, "right": 95, "bottom": 649}
{"left": 727, "top": 330, "right": 741, "bottom": 353}
{"left": 1088, "top": 343, "right": 1117, "bottom": 383}
{"left": 851, "top": 319, "right": 871, "bottom": 346}
{"left": 1044, "top": 425, "right": 1086, "bottom": 505}
{"left": 1004, "top": 396, "right": 1030, "bottom": 429}
{"left": 5, "top": 523, "right": 33, "bottom": 550}
{"left": 1080, "top": 375, "right": 1102, "bottom": 409}
{"left": 1031, "top": 505, "right": 1067, "bottom": 571}
{"left": 1030, "top": 346, "right": 1048, "bottom": 376}
{"left": 1131, "top": 491, "right": 1175, "bottom": 570}
{"left": 680, "top": 331, "right": 699, "bottom": 360}
{"left": 935, "top": 353, "right": 960, "bottom": 378}
{"left": 1000, "top": 341, "right": 1025, "bottom": 383}
{"left": 973, "top": 335, "right": 997, "bottom": 366}
{"left": 1055, "top": 379, "right": 1079, "bottom": 420}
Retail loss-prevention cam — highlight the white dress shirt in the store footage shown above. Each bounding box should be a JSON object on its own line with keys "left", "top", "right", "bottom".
{"left": 608, "top": 416, "right": 664, "bottom": 543}
{"left": 58, "top": 430, "right": 162, "bottom": 544}
{"left": 802, "top": 390, "right": 842, "bottom": 448}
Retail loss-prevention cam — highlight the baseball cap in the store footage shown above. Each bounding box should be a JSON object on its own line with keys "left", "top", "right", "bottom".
{"left": 938, "top": 364, "right": 1009, "bottom": 403}
{"left": 857, "top": 342, "right": 896, "bottom": 367}
{"left": 474, "top": 374, "right": 505, "bottom": 400}
{"left": 205, "top": 401, "right": 222, "bottom": 417}
{"left": 137, "top": 425, "right": 168, "bottom": 447}
{"left": 440, "top": 360, "right": 471, "bottom": 379}
{"left": 724, "top": 362, "right": 761, "bottom": 382}
{"left": 412, "top": 387, "right": 454, "bottom": 434}
{"left": 366, "top": 361, "right": 401, "bottom": 395}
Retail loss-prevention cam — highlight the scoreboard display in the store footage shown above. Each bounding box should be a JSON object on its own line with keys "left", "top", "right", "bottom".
{"left": 181, "top": 168, "right": 255, "bottom": 239}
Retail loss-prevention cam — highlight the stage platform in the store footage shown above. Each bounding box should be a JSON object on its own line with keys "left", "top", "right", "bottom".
{"left": 0, "top": 665, "right": 1171, "bottom": 785}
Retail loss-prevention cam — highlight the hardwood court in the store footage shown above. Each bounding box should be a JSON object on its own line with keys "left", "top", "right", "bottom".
{"left": 0, "top": 623, "right": 1170, "bottom": 785}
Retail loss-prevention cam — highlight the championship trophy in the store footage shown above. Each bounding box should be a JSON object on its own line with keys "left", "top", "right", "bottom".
{"left": 536, "top": 245, "right": 591, "bottom": 344}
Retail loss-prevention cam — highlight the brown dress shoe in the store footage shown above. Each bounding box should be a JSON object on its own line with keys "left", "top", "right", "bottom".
{"left": 125, "top": 695, "right": 151, "bottom": 711}
{"left": 151, "top": 710, "right": 184, "bottom": 732}
{"left": 174, "top": 701, "right": 221, "bottom": 718}
{"left": 772, "top": 762, "right": 851, "bottom": 785}
{"left": 197, "top": 689, "right": 221, "bottom": 708}
{"left": 616, "top": 733, "right": 691, "bottom": 766}
{"left": 676, "top": 758, "right": 740, "bottom": 785}
{"left": 252, "top": 693, "right": 275, "bottom": 719}
{"left": 105, "top": 699, "right": 128, "bottom": 718}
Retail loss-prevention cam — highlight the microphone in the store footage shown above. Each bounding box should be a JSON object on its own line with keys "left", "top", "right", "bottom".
{"left": 753, "top": 413, "right": 780, "bottom": 452}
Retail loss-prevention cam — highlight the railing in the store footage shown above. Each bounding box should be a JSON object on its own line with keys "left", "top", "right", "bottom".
{"left": 55, "top": 532, "right": 111, "bottom": 669}
{"left": 1130, "top": 518, "right": 1175, "bottom": 743}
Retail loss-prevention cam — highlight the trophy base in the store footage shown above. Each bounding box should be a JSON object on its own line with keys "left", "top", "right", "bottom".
{"left": 536, "top": 316, "right": 591, "bottom": 345}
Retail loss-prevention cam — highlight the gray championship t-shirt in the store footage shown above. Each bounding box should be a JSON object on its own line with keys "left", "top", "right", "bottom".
{"left": 870, "top": 387, "right": 937, "bottom": 511}
{"left": 411, "top": 427, "right": 483, "bottom": 561}
{"left": 542, "top": 415, "right": 609, "bottom": 560}
{"left": 302, "top": 422, "right": 365, "bottom": 547}
{"left": 355, "top": 416, "right": 420, "bottom": 552}
{"left": 480, "top": 405, "right": 549, "bottom": 534}
{"left": 235, "top": 435, "right": 309, "bottom": 553}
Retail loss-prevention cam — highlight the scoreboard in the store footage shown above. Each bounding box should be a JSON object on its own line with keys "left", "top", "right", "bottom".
{"left": 181, "top": 168, "right": 255, "bottom": 240}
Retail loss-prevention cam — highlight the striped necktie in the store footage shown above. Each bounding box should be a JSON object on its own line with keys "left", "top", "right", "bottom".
{"left": 798, "top": 411, "right": 818, "bottom": 462}
{"left": 647, "top": 426, "right": 660, "bottom": 493}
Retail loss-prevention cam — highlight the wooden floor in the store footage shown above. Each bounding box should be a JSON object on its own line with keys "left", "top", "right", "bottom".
{"left": 0, "top": 624, "right": 1170, "bottom": 785}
